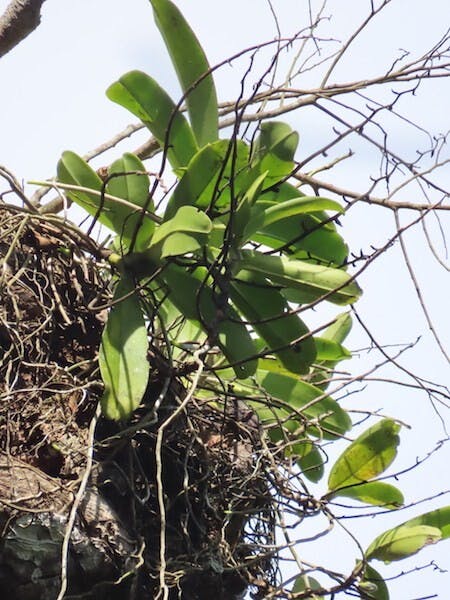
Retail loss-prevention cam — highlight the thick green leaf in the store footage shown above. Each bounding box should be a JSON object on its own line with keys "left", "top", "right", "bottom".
{"left": 400, "top": 506, "right": 450, "bottom": 539}
{"left": 314, "top": 337, "right": 351, "bottom": 361}
{"left": 150, "top": 0, "right": 218, "bottom": 146}
{"left": 229, "top": 370, "right": 351, "bottom": 439}
{"left": 57, "top": 151, "right": 106, "bottom": 219}
{"left": 161, "top": 263, "right": 257, "bottom": 378}
{"left": 328, "top": 419, "right": 401, "bottom": 492}
{"left": 292, "top": 574, "right": 323, "bottom": 598}
{"left": 261, "top": 196, "right": 343, "bottom": 228}
{"left": 359, "top": 563, "right": 390, "bottom": 600}
{"left": 234, "top": 171, "right": 268, "bottom": 245}
{"left": 322, "top": 311, "right": 353, "bottom": 344}
{"left": 99, "top": 276, "right": 149, "bottom": 420}
{"left": 164, "top": 141, "right": 229, "bottom": 220}
{"left": 229, "top": 270, "right": 316, "bottom": 374}
{"left": 149, "top": 205, "right": 212, "bottom": 258}
{"left": 366, "top": 524, "right": 442, "bottom": 563}
{"left": 296, "top": 441, "right": 325, "bottom": 483}
{"left": 106, "top": 70, "right": 198, "bottom": 169}
{"left": 107, "top": 153, "right": 154, "bottom": 251}
{"left": 239, "top": 249, "right": 362, "bottom": 305}
{"left": 250, "top": 182, "right": 348, "bottom": 264}
{"left": 331, "top": 481, "right": 404, "bottom": 509}
{"left": 309, "top": 313, "right": 353, "bottom": 389}
{"left": 254, "top": 216, "right": 349, "bottom": 266}
{"left": 252, "top": 121, "right": 299, "bottom": 186}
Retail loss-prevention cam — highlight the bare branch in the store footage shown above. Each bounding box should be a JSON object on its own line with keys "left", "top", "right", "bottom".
{"left": 0, "top": 0, "right": 45, "bottom": 59}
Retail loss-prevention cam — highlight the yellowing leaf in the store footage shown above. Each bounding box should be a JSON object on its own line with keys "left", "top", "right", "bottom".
{"left": 330, "top": 481, "right": 403, "bottom": 509}
{"left": 328, "top": 419, "right": 401, "bottom": 492}
{"left": 366, "top": 524, "right": 441, "bottom": 563}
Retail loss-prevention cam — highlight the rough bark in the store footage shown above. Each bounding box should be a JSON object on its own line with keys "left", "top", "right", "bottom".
{"left": 0, "top": 0, "right": 45, "bottom": 59}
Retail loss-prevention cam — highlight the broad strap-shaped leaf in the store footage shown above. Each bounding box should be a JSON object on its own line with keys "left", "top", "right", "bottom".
{"left": 160, "top": 263, "right": 257, "bottom": 378}
{"left": 233, "top": 171, "right": 268, "bottom": 246}
{"left": 149, "top": 205, "right": 212, "bottom": 259}
{"left": 239, "top": 249, "right": 362, "bottom": 305}
{"left": 107, "top": 70, "right": 198, "bottom": 169}
{"left": 99, "top": 276, "right": 149, "bottom": 420}
{"left": 106, "top": 152, "right": 154, "bottom": 251}
{"left": 57, "top": 151, "right": 106, "bottom": 220}
{"left": 359, "top": 563, "right": 390, "bottom": 600}
{"left": 366, "top": 524, "right": 442, "bottom": 563}
{"left": 150, "top": 0, "right": 218, "bottom": 146}
{"left": 57, "top": 151, "right": 154, "bottom": 246}
{"left": 251, "top": 121, "right": 299, "bottom": 186}
{"left": 229, "top": 370, "right": 351, "bottom": 439}
{"left": 229, "top": 270, "right": 316, "bottom": 374}
{"left": 164, "top": 141, "right": 229, "bottom": 220}
{"left": 250, "top": 181, "right": 348, "bottom": 265}
{"left": 329, "top": 481, "right": 403, "bottom": 509}
{"left": 400, "top": 506, "right": 450, "bottom": 539}
{"left": 260, "top": 196, "right": 343, "bottom": 228}
{"left": 328, "top": 419, "right": 401, "bottom": 492}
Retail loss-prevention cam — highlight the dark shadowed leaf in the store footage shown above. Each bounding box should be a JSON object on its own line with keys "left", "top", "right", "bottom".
{"left": 359, "top": 563, "right": 390, "bottom": 600}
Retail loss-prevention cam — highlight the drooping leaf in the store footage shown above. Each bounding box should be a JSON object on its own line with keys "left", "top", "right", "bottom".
{"left": 229, "top": 271, "right": 316, "bottom": 374}
{"left": 239, "top": 249, "right": 362, "bottom": 305}
{"left": 328, "top": 419, "right": 401, "bottom": 492}
{"left": 150, "top": 0, "right": 218, "bottom": 146}
{"left": 292, "top": 574, "right": 323, "bottom": 598}
{"left": 366, "top": 524, "right": 442, "bottom": 563}
{"left": 107, "top": 70, "right": 198, "bottom": 169}
{"left": 119, "top": 205, "right": 212, "bottom": 275}
{"left": 57, "top": 151, "right": 106, "bottom": 219}
{"left": 106, "top": 153, "right": 154, "bottom": 251}
{"left": 330, "top": 481, "right": 404, "bottom": 509}
{"left": 359, "top": 563, "right": 390, "bottom": 600}
{"left": 261, "top": 196, "right": 343, "bottom": 228}
{"left": 228, "top": 370, "right": 351, "bottom": 439}
{"left": 400, "top": 506, "right": 450, "bottom": 539}
{"left": 99, "top": 276, "right": 149, "bottom": 420}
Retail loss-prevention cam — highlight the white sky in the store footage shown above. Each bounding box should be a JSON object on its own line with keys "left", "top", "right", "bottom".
{"left": 1, "top": 0, "right": 449, "bottom": 598}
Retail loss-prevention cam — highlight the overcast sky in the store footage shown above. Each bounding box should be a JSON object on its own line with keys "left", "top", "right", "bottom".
{"left": 1, "top": 1, "right": 449, "bottom": 597}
